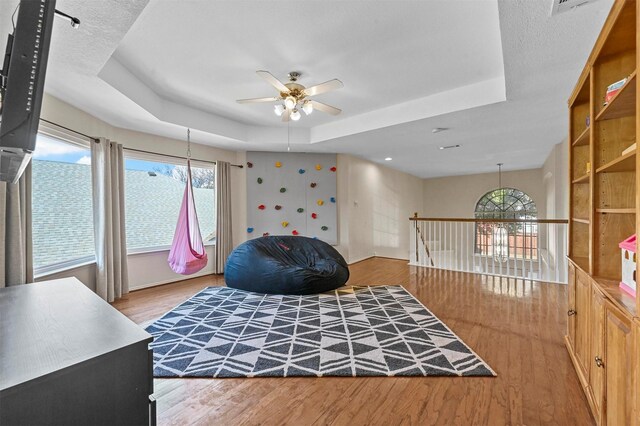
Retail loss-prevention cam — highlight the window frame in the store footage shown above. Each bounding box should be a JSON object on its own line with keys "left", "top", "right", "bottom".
{"left": 473, "top": 187, "right": 538, "bottom": 260}
{"left": 123, "top": 150, "right": 217, "bottom": 256}
{"left": 33, "top": 124, "right": 96, "bottom": 278}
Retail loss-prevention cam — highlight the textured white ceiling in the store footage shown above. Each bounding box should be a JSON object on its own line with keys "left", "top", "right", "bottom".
{"left": 0, "top": 0, "right": 614, "bottom": 178}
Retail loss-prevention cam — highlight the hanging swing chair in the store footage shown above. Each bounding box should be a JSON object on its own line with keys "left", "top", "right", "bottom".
{"left": 168, "top": 129, "right": 208, "bottom": 275}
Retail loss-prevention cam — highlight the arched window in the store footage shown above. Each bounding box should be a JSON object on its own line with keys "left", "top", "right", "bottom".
{"left": 474, "top": 188, "right": 537, "bottom": 260}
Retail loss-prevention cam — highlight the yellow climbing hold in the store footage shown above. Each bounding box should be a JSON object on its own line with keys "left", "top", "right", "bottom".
{"left": 275, "top": 161, "right": 282, "bottom": 168}
{"left": 281, "top": 221, "right": 289, "bottom": 227}
{"left": 317, "top": 199, "right": 324, "bottom": 206}
{"left": 315, "top": 164, "right": 322, "bottom": 170}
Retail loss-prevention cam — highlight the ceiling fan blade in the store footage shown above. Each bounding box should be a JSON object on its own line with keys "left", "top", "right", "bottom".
{"left": 309, "top": 100, "right": 341, "bottom": 116}
{"left": 281, "top": 109, "right": 291, "bottom": 122}
{"left": 256, "top": 70, "right": 290, "bottom": 93}
{"left": 303, "top": 79, "right": 343, "bottom": 97}
{"left": 236, "top": 96, "right": 280, "bottom": 104}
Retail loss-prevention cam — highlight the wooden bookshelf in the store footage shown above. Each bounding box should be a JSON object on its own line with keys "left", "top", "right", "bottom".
{"left": 566, "top": 1, "right": 638, "bottom": 423}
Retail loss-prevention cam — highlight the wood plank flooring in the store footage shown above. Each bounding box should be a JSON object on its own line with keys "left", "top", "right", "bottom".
{"left": 112, "top": 257, "right": 594, "bottom": 426}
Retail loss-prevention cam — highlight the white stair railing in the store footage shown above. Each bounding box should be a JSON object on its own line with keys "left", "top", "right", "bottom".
{"left": 409, "top": 217, "right": 569, "bottom": 284}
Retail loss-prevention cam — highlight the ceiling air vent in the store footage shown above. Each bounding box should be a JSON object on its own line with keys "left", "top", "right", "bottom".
{"left": 550, "top": 0, "right": 600, "bottom": 15}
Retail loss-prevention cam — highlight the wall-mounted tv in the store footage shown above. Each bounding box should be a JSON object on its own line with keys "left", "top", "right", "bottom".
{"left": 0, "top": 0, "right": 57, "bottom": 184}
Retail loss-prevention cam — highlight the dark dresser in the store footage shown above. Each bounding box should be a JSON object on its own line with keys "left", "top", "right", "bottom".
{"left": 0, "top": 278, "right": 155, "bottom": 425}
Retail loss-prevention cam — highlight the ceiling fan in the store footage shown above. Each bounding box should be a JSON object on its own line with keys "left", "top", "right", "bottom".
{"left": 237, "top": 71, "right": 343, "bottom": 122}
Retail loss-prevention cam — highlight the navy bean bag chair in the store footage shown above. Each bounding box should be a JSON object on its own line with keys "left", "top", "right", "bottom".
{"left": 224, "top": 236, "right": 349, "bottom": 295}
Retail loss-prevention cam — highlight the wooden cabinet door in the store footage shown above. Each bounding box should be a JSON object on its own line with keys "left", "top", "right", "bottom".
{"left": 568, "top": 262, "right": 577, "bottom": 345}
{"left": 574, "top": 270, "right": 591, "bottom": 380}
{"left": 589, "top": 287, "right": 606, "bottom": 423}
{"left": 604, "top": 302, "right": 633, "bottom": 426}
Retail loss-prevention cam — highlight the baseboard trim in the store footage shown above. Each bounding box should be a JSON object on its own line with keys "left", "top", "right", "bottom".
{"left": 348, "top": 255, "right": 374, "bottom": 265}
{"left": 129, "top": 270, "right": 216, "bottom": 292}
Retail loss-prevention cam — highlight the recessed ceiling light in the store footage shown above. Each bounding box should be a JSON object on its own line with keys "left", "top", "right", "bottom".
{"left": 432, "top": 127, "right": 449, "bottom": 134}
{"left": 439, "top": 144, "right": 461, "bottom": 150}
{"left": 384, "top": 157, "right": 392, "bottom": 161}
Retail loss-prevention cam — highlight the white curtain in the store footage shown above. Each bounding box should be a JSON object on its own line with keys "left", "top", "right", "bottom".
{"left": 0, "top": 164, "right": 33, "bottom": 287}
{"left": 215, "top": 161, "right": 233, "bottom": 274}
{"left": 91, "top": 138, "right": 129, "bottom": 302}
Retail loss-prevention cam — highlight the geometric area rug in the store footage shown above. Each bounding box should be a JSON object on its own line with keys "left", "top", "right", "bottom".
{"left": 145, "top": 285, "right": 496, "bottom": 378}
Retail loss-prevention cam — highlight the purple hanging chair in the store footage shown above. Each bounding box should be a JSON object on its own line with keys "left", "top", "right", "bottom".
{"left": 168, "top": 159, "right": 208, "bottom": 275}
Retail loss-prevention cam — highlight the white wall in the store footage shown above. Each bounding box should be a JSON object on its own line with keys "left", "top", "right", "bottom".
{"left": 422, "top": 168, "right": 547, "bottom": 218}
{"left": 336, "top": 155, "right": 424, "bottom": 263}
{"left": 543, "top": 138, "right": 569, "bottom": 220}
{"left": 37, "top": 95, "right": 247, "bottom": 291}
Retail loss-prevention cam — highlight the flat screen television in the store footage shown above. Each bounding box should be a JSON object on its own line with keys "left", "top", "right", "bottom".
{"left": 0, "top": 0, "right": 57, "bottom": 183}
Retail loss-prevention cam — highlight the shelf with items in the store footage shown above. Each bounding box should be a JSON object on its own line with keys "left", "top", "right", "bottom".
{"left": 593, "top": 276, "right": 637, "bottom": 318}
{"left": 595, "top": 71, "right": 636, "bottom": 121}
{"left": 593, "top": 210, "right": 635, "bottom": 280}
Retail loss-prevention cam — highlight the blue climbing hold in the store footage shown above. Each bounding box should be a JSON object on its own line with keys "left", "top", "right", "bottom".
{"left": 298, "top": 169, "right": 305, "bottom": 174}
{"left": 247, "top": 227, "right": 254, "bottom": 233}
{"left": 330, "top": 197, "right": 336, "bottom": 203}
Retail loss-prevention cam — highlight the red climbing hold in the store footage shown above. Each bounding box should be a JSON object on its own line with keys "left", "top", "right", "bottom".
{"left": 330, "top": 166, "right": 337, "bottom": 172}
{"left": 311, "top": 213, "right": 318, "bottom": 219}
{"left": 258, "top": 204, "right": 265, "bottom": 210}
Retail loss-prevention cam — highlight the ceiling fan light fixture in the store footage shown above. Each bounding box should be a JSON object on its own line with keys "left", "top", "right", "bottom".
{"left": 291, "top": 109, "right": 301, "bottom": 121}
{"left": 303, "top": 101, "right": 313, "bottom": 115}
{"left": 284, "top": 96, "right": 297, "bottom": 110}
{"left": 274, "top": 104, "right": 285, "bottom": 116}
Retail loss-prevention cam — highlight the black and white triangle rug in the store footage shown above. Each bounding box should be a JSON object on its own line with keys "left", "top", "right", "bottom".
{"left": 145, "top": 285, "right": 496, "bottom": 378}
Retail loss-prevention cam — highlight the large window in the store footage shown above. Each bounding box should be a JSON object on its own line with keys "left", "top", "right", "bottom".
{"left": 124, "top": 156, "right": 215, "bottom": 252}
{"left": 474, "top": 188, "right": 538, "bottom": 260}
{"left": 32, "top": 134, "right": 95, "bottom": 273}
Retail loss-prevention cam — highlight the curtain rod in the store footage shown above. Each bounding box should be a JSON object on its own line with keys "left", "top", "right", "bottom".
{"left": 123, "top": 147, "right": 243, "bottom": 168}
{"left": 39, "top": 118, "right": 244, "bottom": 168}
{"left": 39, "top": 118, "right": 100, "bottom": 142}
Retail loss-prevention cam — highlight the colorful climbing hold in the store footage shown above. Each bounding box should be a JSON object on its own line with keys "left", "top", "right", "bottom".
{"left": 330, "top": 166, "right": 337, "bottom": 172}
{"left": 258, "top": 204, "right": 265, "bottom": 210}
{"left": 257, "top": 177, "right": 263, "bottom": 184}
{"left": 275, "top": 161, "right": 282, "bottom": 168}
{"left": 315, "top": 164, "right": 322, "bottom": 171}
{"left": 297, "top": 208, "right": 304, "bottom": 213}
{"left": 321, "top": 226, "right": 328, "bottom": 231}
{"left": 280, "top": 187, "right": 286, "bottom": 193}
{"left": 330, "top": 197, "right": 336, "bottom": 203}
{"left": 281, "top": 221, "right": 289, "bottom": 228}
{"left": 275, "top": 205, "right": 282, "bottom": 210}
{"left": 262, "top": 232, "right": 270, "bottom": 237}
{"left": 311, "top": 213, "right": 318, "bottom": 219}
{"left": 310, "top": 182, "right": 317, "bottom": 188}
{"left": 317, "top": 199, "right": 324, "bottom": 206}
{"left": 298, "top": 169, "right": 305, "bottom": 174}
{"left": 247, "top": 227, "right": 254, "bottom": 233}
{"left": 292, "top": 230, "right": 299, "bottom": 236}
{"left": 247, "top": 162, "right": 253, "bottom": 168}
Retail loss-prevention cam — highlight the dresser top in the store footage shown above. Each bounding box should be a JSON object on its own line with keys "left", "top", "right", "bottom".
{"left": 0, "top": 278, "right": 152, "bottom": 391}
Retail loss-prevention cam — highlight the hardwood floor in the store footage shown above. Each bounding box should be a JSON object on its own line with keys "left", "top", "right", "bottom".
{"left": 112, "top": 257, "right": 594, "bottom": 426}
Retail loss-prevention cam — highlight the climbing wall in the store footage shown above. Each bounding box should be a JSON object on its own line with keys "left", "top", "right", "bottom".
{"left": 246, "top": 152, "right": 338, "bottom": 245}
